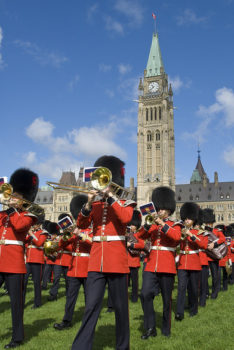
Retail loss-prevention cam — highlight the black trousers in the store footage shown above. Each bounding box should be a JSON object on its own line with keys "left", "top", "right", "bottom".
{"left": 71, "top": 271, "right": 129, "bottom": 350}
{"left": 209, "top": 260, "right": 220, "bottom": 298}
{"left": 129, "top": 267, "right": 139, "bottom": 302}
{"left": 230, "top": 262, "right": 234, "bottom": 284}
{"left": 199, "top": 265, "right": 209, "bottom": 306}
{"left": 49, "top": 265, "right": 68, "bottom": 297}
{"left": 176, "top": 269, "right": 200, "bottom": 316}
{"left": 140, "top": 271, "right": 174, "bottom": 336}
{"left": 23, "top": 263, "right": 43, "bottom": 307}
{"left": 63, "top": 276, "right": 87, "bottom": 322}
{"left": 219, "top": 266, "right": 228, "bottom": 291}
{"left": 0, "top": 273, "right": 24, "bottom": 342}
{"left": 42, "top": 263, "right": 54, "bottom": 288}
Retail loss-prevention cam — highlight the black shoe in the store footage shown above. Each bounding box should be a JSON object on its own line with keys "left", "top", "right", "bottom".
{"left": 206, "top": 294, "right": 209, "bottom": 299}
{"left": 41, "top": 286, "right": 47, "bottom": 290}
{"left": 4, "top": 341, "right": 23, "bottom": 348}
{"left": 106, "top": 307, "right": 114, "bottom": 313}
{"left": 54, "top": 321, "right": 72, "bottom": 330}
{"left": 47, "top": 295, "right": 57, "bottom": 301}
{"left": 175, "top": 313, "right": 184, "bottom": 321}
{"left": 189, "top": 312, "right": 197, "bottom": 317}
{"left": 141, "top": 328, "right": 157, "bottom": 340}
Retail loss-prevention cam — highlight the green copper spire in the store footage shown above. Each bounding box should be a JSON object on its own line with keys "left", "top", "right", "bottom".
{"left": 146, "top": 33, "right": 164, "bottom": 77}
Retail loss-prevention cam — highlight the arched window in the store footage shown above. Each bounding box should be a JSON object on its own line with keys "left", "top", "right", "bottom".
{"left": 159, "top": 106, "right": 162, "bottom": 120}
{"left": 147, "top": 131, "right": 152, "bottom": 142}
{"left": 146, "top": 108, "right": 148, "bottom": 121}
{"left": 150, "top": 108, "right": 153, "bottom": 121}
{"left": 154, "top": 107, "right": 157, "bottom": 120}
{"left": 155, "top": 130, "right": 160, "bottom": 141}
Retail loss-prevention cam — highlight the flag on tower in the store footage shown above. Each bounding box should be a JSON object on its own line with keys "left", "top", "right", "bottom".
{"left": 152, "top": 12, "right": 156, "bottom": 20}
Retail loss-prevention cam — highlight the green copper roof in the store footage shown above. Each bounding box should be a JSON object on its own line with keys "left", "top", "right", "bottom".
{"left": 146, "top": 33, "right": 164, "bottom": 77}
{"left": 190, "top": 169, "right": 202, "bottom": 184}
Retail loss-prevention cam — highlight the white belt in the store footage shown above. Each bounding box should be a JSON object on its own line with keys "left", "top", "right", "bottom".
{"left": 151, "top": 246, "right": 176, "bottom": 252}
{"left": 93, "top": 236, "right": 125, "bottom": 242}
{"left": 62, "top": 250, "right": 72, "bottom": 255}
{"left": 28, "top": 245, "right": 44, "bottom": 250}
{"left": 180, "top": 250, "right": 199, "bottom": 255}
{"left": 72, "top": 252, "right": 90, "bottom": 257}
{"left": 0, "top": 239, "right": 24, "bottom": 246}
{"left": 199, "top": 249, "right": 205, "bottom": 252}
{"left": 231, "top": 248, "right": 234, "bottom": 251}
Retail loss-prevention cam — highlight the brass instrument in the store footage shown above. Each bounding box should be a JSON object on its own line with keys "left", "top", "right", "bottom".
{"left": 0, "top": 183, "right": 44, "bottom": 216}
{"left": 145, "top": 214, "right": 156, "bottom": 226}
{"left": 47, "top": 167, "right": 134, "bottom": 200}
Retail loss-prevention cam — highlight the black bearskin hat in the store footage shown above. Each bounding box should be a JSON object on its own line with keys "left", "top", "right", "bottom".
{"left": 202, "top": 208, "right": 216, "bottom": 224}
{"left": 10, "top": 168, "right": 39, "bottom": 202}
{"left": 215, "top": 224, "right": 226, "bottom": 235}
{"left": 94, "top": 155, "right": 125, "bottom": 187}
{"left": 128, "top": 210, "right": 142, "bottom": 229}
{"left": 58, "top": 212, "right": 72, "bottom": 221}
{"left": 42, "top": 220, "right": 51, "bottom": 231}
{"left": 70, "top": 194, "right": 88, "bottom": 220}
{"left": 152, "top": 186, "right": 176, "bottom": 215}
{"left": 197, "top": 208, "right": 204, "bottom": 226}
{"left": 180, "top": 202, "right": 200, "bottom": 224}
{"left": 36, "top": 212, "right": 45, "bottom": 225}
{"left": 47, "top": 222, "right": 60, "bottom": 235}
{"left": 225, "top": 225, "right": 233, "bottom": 237}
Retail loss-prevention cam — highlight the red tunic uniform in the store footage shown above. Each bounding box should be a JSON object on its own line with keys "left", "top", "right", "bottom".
{"left": 206, "top": 228, "right": 226, "bottom": 262}
{"left": 178, "top": 230, "right": 208, "bottom": 271}
{"left": 77, "top": 199, "right": 135, "bottom": 273}
{"left": 0, "top": 210, "right": 37, "bottom": 273}
{"left": 54, "top": 236, "right": 73, "bottom": 267}
{"left": 65, "top": 229, "right": 92, "bottom": 278}
{"left": 25, "top": 229, "right": 47, "bottom": 264}
{"left": 127, "top": 233, "right": 145, "bottom": 268}
{"left": 231, "top": 239, "right": 234, "bottom": 263}
{"left": 136, "top": 219, "right": 181, "bottom": 274}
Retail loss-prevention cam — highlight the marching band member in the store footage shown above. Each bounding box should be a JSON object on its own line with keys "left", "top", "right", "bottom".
{"left": 41, "top": 222, "right": 58, "bottom": 290}
{"left": 0, "top": 168, "right": 39, "bottom": 349}
{"left": 23, "top": 214, "right": 47, "bottom": 309}
{"left": 219, "top": 225, "right": 232, "bottom": 291}
{"left": 137, "top": 187, "right": 181, "bottom": 339}
{"left": 71, "top": 155, "right": 136, "bottom": 350}
{"left": 230, "top": 227, "right": 234, "bottom": 284}
{"left": 203, "top": 209, "right": 225, "bottom": 299}
{"left": 126, "top": 209, "right": 145, "bottom": 303}
{"left": 175, "top": 202, "right": 207, "bottom": 321}
{"left": 54, "top": 194, "right": 92, "bottom": 330}
{"left": 47, "top": 216, "right": 73, "bottom": 301}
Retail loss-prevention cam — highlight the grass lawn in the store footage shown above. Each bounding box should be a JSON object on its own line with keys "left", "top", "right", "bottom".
{"left": 0, "top": 269, "right": 233, "bottom": 350}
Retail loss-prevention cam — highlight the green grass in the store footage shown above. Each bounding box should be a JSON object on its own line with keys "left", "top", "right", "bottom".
{"left": 0, "top": 269, "right": 233, "bottom": 350}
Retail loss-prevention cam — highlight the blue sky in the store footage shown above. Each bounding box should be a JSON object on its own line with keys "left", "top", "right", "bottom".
{"left": 1, "top": 0, "right": 234, "bottom": 188}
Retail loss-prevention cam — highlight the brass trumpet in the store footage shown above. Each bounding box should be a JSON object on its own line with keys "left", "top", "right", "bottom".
{"left": 145, "top": 214, "right": 156, "bottom": 226}
{"left": 47, "top": 167, "right": 134, "bottom": 200}
{"left": 0, "top": 183, "right": 44, "bottom": 217}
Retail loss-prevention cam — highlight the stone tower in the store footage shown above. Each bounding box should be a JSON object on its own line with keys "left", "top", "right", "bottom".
{"left": 137, "top": 33, "right": 175, "bottom": 208}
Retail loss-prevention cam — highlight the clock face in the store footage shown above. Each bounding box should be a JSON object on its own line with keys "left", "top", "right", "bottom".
{"left": 148, "top": 82, "right": 159, "bottom": 93}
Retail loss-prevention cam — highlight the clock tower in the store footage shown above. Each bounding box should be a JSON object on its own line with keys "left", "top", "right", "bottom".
{"left": 137, "top": 33, "right": 175, "bottom": 208}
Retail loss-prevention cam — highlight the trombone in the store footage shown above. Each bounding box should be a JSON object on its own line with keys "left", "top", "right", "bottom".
{"left": 0, "top": 183, "right": 44, "bottom": 217}
{"left": 47, "top": 167, "right": 135, "bottom": 200}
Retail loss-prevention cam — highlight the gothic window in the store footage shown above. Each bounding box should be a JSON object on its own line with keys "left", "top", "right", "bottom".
{"left": 150, "top": 108, "right": 153, "bottom": 121}
{"left": 208, "top": 194, "right": 211, "bottom": 200}
{"left": 159, "top": 106, "right": 162, "bottom": 120}
{"left": 189, "top": 195, "right": 193, "bottom": 200}
{"left": 146, "top": 108, "right": 148, "bottom": 121}
{"left": 220, "top": 193, "right": 224, "bottom": 199}
{"left": 177, "top": 196, "right": 181, "bottom": 201}
{"left": 196, "top": 195, "right": 199, "bottom": 200}
{"left": 147, "top": 144, "right": 152, "bottom": 150}
{"left": 147, "top": 131, "right": 152, "bottom": 142}
{"left": 154, "top": 107, "right": 157, "bottom": 120}
{"left": 43, "top": 197, "right": 47, "bottom": 202}
{"left": 155, "top": 130, "right": 160, "bottom": 141}
{"left": 228, "top": 214, "right": 231, "bottom": 220}
{"left": 155, "top": 143, "right": 160, "bottom": 149}
{"left": 226, "top": 193, "right": 230, "bottom": 199}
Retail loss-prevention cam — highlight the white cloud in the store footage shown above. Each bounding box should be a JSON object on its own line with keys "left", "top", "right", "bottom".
{"left": 105, "top": 89, "right": 115, "bottom": 98}
{"left": 87, "top": 3, "right": 99, "bottom": 21}
{"left": 0, "top": 26, "right": 5, "bottom": 69}
{"left": 104, "top": 16, "right": 124, "bottom": 35}
{"left": 68, "top": 74, "right": 80, "bottom": 90}
{"left": 118, "top": 63, "right": 132, "bottom": 75}
{"left": 118, "top": 77, "right": 139, "bottom": 100}
{"left": 168, "top": 75, "right": 191, "bottom": 93}
{"left": 99, "top": 63, "right": 112, "bottom": 72}
{"left": 114, "top": 0, "right": 144, "bottom": 26}
{"left": 198, "top": 87, "right": 234, "bottom": 126}
{"left": 223, "top": 146, "right": 234, "bottom": 168}
{"left": 176, "top": 9, "right": 207, "bottom": 26}
{"left": 181, "top": 87, "right": 234, "bottom": 144}
{"left": 14, "top": 40, "right": 68, "bottom": 68}
{"left": 24, "top": 117, "right": 127, "bottom": 179}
